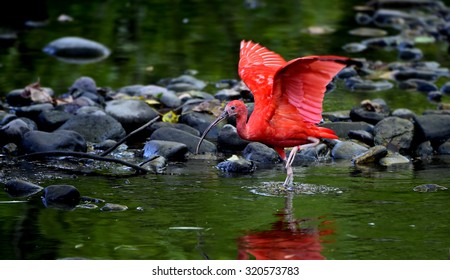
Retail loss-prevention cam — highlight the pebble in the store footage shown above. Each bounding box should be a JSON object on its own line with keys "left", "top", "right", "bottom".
{"left": 352, "top": 145, "right": 388, "bottom": 165}
{"left": 143, "top": 140, "right": 188, "bottom": 161}
{"left": 0, "top": 118, "right": 34, "bottom": 146}
{"left": 331, "top": 141, "right": 369, "bottom": 160}
{"left": 216, "top": 156, "right": 255, "bottom": 173}
{"left": 217, "top": 124, "right": 250, "bottom": 152}
{"left": 348, "top": 130, "right": 374, "bottom": 146}
{"left": 242, "top": 142, "right": 281, "bottom": 166}
{"left": 57, "top": 113, "right": 126, "bottom": 143}
{"left": 21, "top": 130, "right": 87, "bottom": 154}
{"left": 373, "top": 117, "right": 414, "bottom": 152}
{"left": 150, "top": 127, "right": 216, "bottom": 154}
{"left": 42, "top": 36, "right": 111, "bottom": 64}
{"left": 42, "top": 185, "right": 81, "bottom": 210}
{"left": 100, "top": 203, "right": 128, "bottom": 212}
{"left": 320, "top": 121, "right": 374, "bottom": 139}
{"left": 4, "top": 179, "right": 43, "bottom": 198}
{"left": 137, "top": 85, "right": 181, "bottom": 108}
{"left": 414, "top": 114, "right": 450, "bottom": 142}
{"left": 413, "top": 184, "right": 447, "bottom": 192}
{"left": 105, "top": 99, "right": 159, "bottom": 132}
{"left": 378, "top": 153, "right": 410, "bottom": 166}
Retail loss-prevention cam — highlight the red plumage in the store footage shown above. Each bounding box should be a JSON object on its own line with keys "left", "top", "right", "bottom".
{"left": 198, "top": 40, "right": 351, "bottom": 186}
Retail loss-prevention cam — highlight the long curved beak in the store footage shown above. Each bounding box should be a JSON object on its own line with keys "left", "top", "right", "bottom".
{"left": 195, "top": 110, "right": 230, "bottom": 154}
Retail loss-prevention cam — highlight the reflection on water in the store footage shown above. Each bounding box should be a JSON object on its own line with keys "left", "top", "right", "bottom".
{"left": 237, "top": 192, "right": 332, "bottom": 260}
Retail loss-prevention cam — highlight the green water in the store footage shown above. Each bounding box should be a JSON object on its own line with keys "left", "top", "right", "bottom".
{"left": 1, "top": 0, "right": 450, "bottom": 260}
{"left": 1, "top": 159, "right": 450, "bottom": 259}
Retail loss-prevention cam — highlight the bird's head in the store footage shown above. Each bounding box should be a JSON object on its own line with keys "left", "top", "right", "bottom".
{"left": 196, "top": 100, "right": 247, "bottom": 154}
{"left": 223, "top": 100, "right": 246, "bottom": 117}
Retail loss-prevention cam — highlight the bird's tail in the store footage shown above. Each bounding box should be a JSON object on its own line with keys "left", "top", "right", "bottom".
{"left": 317, "top": 126, "right": 338, "bottom": 140}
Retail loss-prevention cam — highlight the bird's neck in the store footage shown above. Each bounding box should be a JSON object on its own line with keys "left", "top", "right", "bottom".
{"left": 235, "top": 110, "right": 250, "bottom": 140}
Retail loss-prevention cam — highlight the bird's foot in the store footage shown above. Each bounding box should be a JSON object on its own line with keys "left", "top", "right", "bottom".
{"left": 283, "top": 173, "right": 294, "bottom": 189}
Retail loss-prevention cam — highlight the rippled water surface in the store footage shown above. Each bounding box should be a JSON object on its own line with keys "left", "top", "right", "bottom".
{"left": 1, "top": 0, "right": 450, "bottom": 260}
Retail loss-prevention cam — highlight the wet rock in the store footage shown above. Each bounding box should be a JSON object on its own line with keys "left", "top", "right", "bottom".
{"left": 141, "top": 155, "right": 167, "bottom": 174}
{"left": 372, "top": 10, "right": 414, "bottom": 29}
{"left": 440, "top": 82, "right": 450, "bottom": 95}
{"left": 93, "top": 139, "right": 117, "bottom": 151}
{"left": 362, "top": 35, "right": 403, "bottom": 48}
{"left": 350, "top": 107, "right": 388, "bottom": 125}
{"left": 6, "top": 89, "right": 32, "bottom": 106}
{"left": 137, "top": 85, "right": 181, "bottom": 108}
{"left": 57, "top": 113, "right": 126, "bottom": 143}
{"left": 0, "top": 114, "right": 17, "bottom": 125}
{"left": 352, "top": 145, "right": 388, "bottom": 164}
{"left": 413, "top": 184, "right": 447, "bottom": 192}
{"left": 350, "top": 99, "right": 390, "bottom": 124}
{"left": 392, "top": 108, "right": 416, "bottom": 120}
{"left": 69, "top": 76, "right": 98, "bottom": 93}
{"left": 150, "top": 127, "right": 216, "bottom": 153}
{"left": 216, "top": 156, "right": 255, "bottom": 173}
{"left": 427, "top": 91, "right": 442, "bottom": 103}
{"left": 2, "top": 143, "right": 18, "bottom": 155}
{"left": 178, "top": 91, "right": 215, "bottom": 103}
{"left": 37, "top": 110, "right": 72, "bottom": 131}
{"left": 415, "top": 141, "right": 434, "bottom": 157}
{"left": 379, "top": 152, "right": 410, "bottom": 166}
{"left": 355, "top": 12, "right": 372, "bottom": 25}
{"left": 242, "top": 142, "right": 281, "bottom": 165}
{"left": 105, "top": 99, "right": 159, "bottom": 132}
{"left": 4, "top": 179, "right": 43, "bottom": 198}
{"left": 414, "top": 114, "right": 450, "bottom": 142}
{"left": 74, "top": 105, "right": 105, "bottom": 116}
{"left": 291, "top": 143, "right": 331, "bottom": 165}
{"left": 322, "top": 110, "right": 351, "bottom": 122}
{"left": 42, "top": 36, "right": 111, "bottom": 64}
{"left": 42, "top": 185, "right": 81, "bottom": 210}
{"left": 437, "top": 139, "right": 450, "bottom": 154}
{"left": 143, "top": 140, "right": 188, "bottom": 161}
{"left": 68, "top": 77, "right": 104, "bottom": 105}
{"left": 399, "top": 79, "right": 438, "bottom": 93}
{"left": 13, "top": 103, "right": 54, "bottom": 120}
{"left": 214, "top": 89, "right": 241, "bottom": 101}
{"left": 217, "top": 124, "right": 250, "bottom": 152}
{"left": 336, "top": 67, "right": 359, "bottom": 80}
{"left": 148, "top": 121, "right": 200, "bottom": 137}
{"left": 398, "top": 47, "right": 423, "bottom": 61}
{"left": 349, "top": 27, "right": 387, "bottom": 37}
{"left": 320, "top": 121, "right": 374, "bottom": 139}
{"left": 166, "top": 75, "right": 206, "bottom": 92}
{"left": 348, "top": 129, "right": 374, "bottom": 146}
{"left": 21, "top": 130, "right": 87, "bottom": 154}
{"left": 331, "top": 141, "right": 369, "bottom": 159}
{"left": 179, "top": 112, "right": 222, "bottom": 140}
{"left": 100, "top": 203, "right": 128, "bottom": 212}
{"left": 393, "top": 69, "right": 438, "bottom": 81}
{"left": 373, "top": 117, "right": 414, "bottom": 152}
{"left": 0, "top": 118, "right": 34, "bottom": 145}
{"left": 345, "top": 77, "right": 393, "bottom": 91}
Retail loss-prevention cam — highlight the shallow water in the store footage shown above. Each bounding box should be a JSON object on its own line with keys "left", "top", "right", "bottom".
{"left": 1, "top": 0, "right": 450, "bottom": 260}
{"left": 1, "top": 157, "right": 450, "bottom": 260}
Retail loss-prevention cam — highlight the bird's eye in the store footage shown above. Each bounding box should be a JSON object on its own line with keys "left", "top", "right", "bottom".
{"left": 230, "top": 106, "right": 236, "bottom": 111}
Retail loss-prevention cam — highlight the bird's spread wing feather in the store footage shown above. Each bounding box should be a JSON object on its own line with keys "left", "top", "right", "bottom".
{"left": 273, "top": 56, "right": 349, "bottom": 124}
{"left": 238, "top": 40, "right": 286, "bottom": 104}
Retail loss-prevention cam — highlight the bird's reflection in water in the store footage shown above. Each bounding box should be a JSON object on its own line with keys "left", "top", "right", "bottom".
{"left": 237, "top": 192, "right": 334, "bottom": 260}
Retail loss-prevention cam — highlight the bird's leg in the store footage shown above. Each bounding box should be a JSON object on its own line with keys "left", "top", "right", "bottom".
{"left": 283, "top": 146, "right": 298, "bottom": 187}
{"left": 283, "top": 137, "right": 321, "bottom": 188}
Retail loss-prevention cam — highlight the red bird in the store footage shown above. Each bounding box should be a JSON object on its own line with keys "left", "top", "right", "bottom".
{"left": 197, "top": 40, "right": 351, "bottom": 186}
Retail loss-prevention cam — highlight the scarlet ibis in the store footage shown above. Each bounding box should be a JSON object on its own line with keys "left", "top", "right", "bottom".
{"left": 197, "top": 40, "right": 352, "bottom": 186}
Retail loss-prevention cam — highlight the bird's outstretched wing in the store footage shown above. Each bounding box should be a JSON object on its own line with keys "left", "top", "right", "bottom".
{"left": 273, "top": 56, "right": 349, "bottom": 124}
{"left": 238, "top": 40, "right": 286, "bottom": 104}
